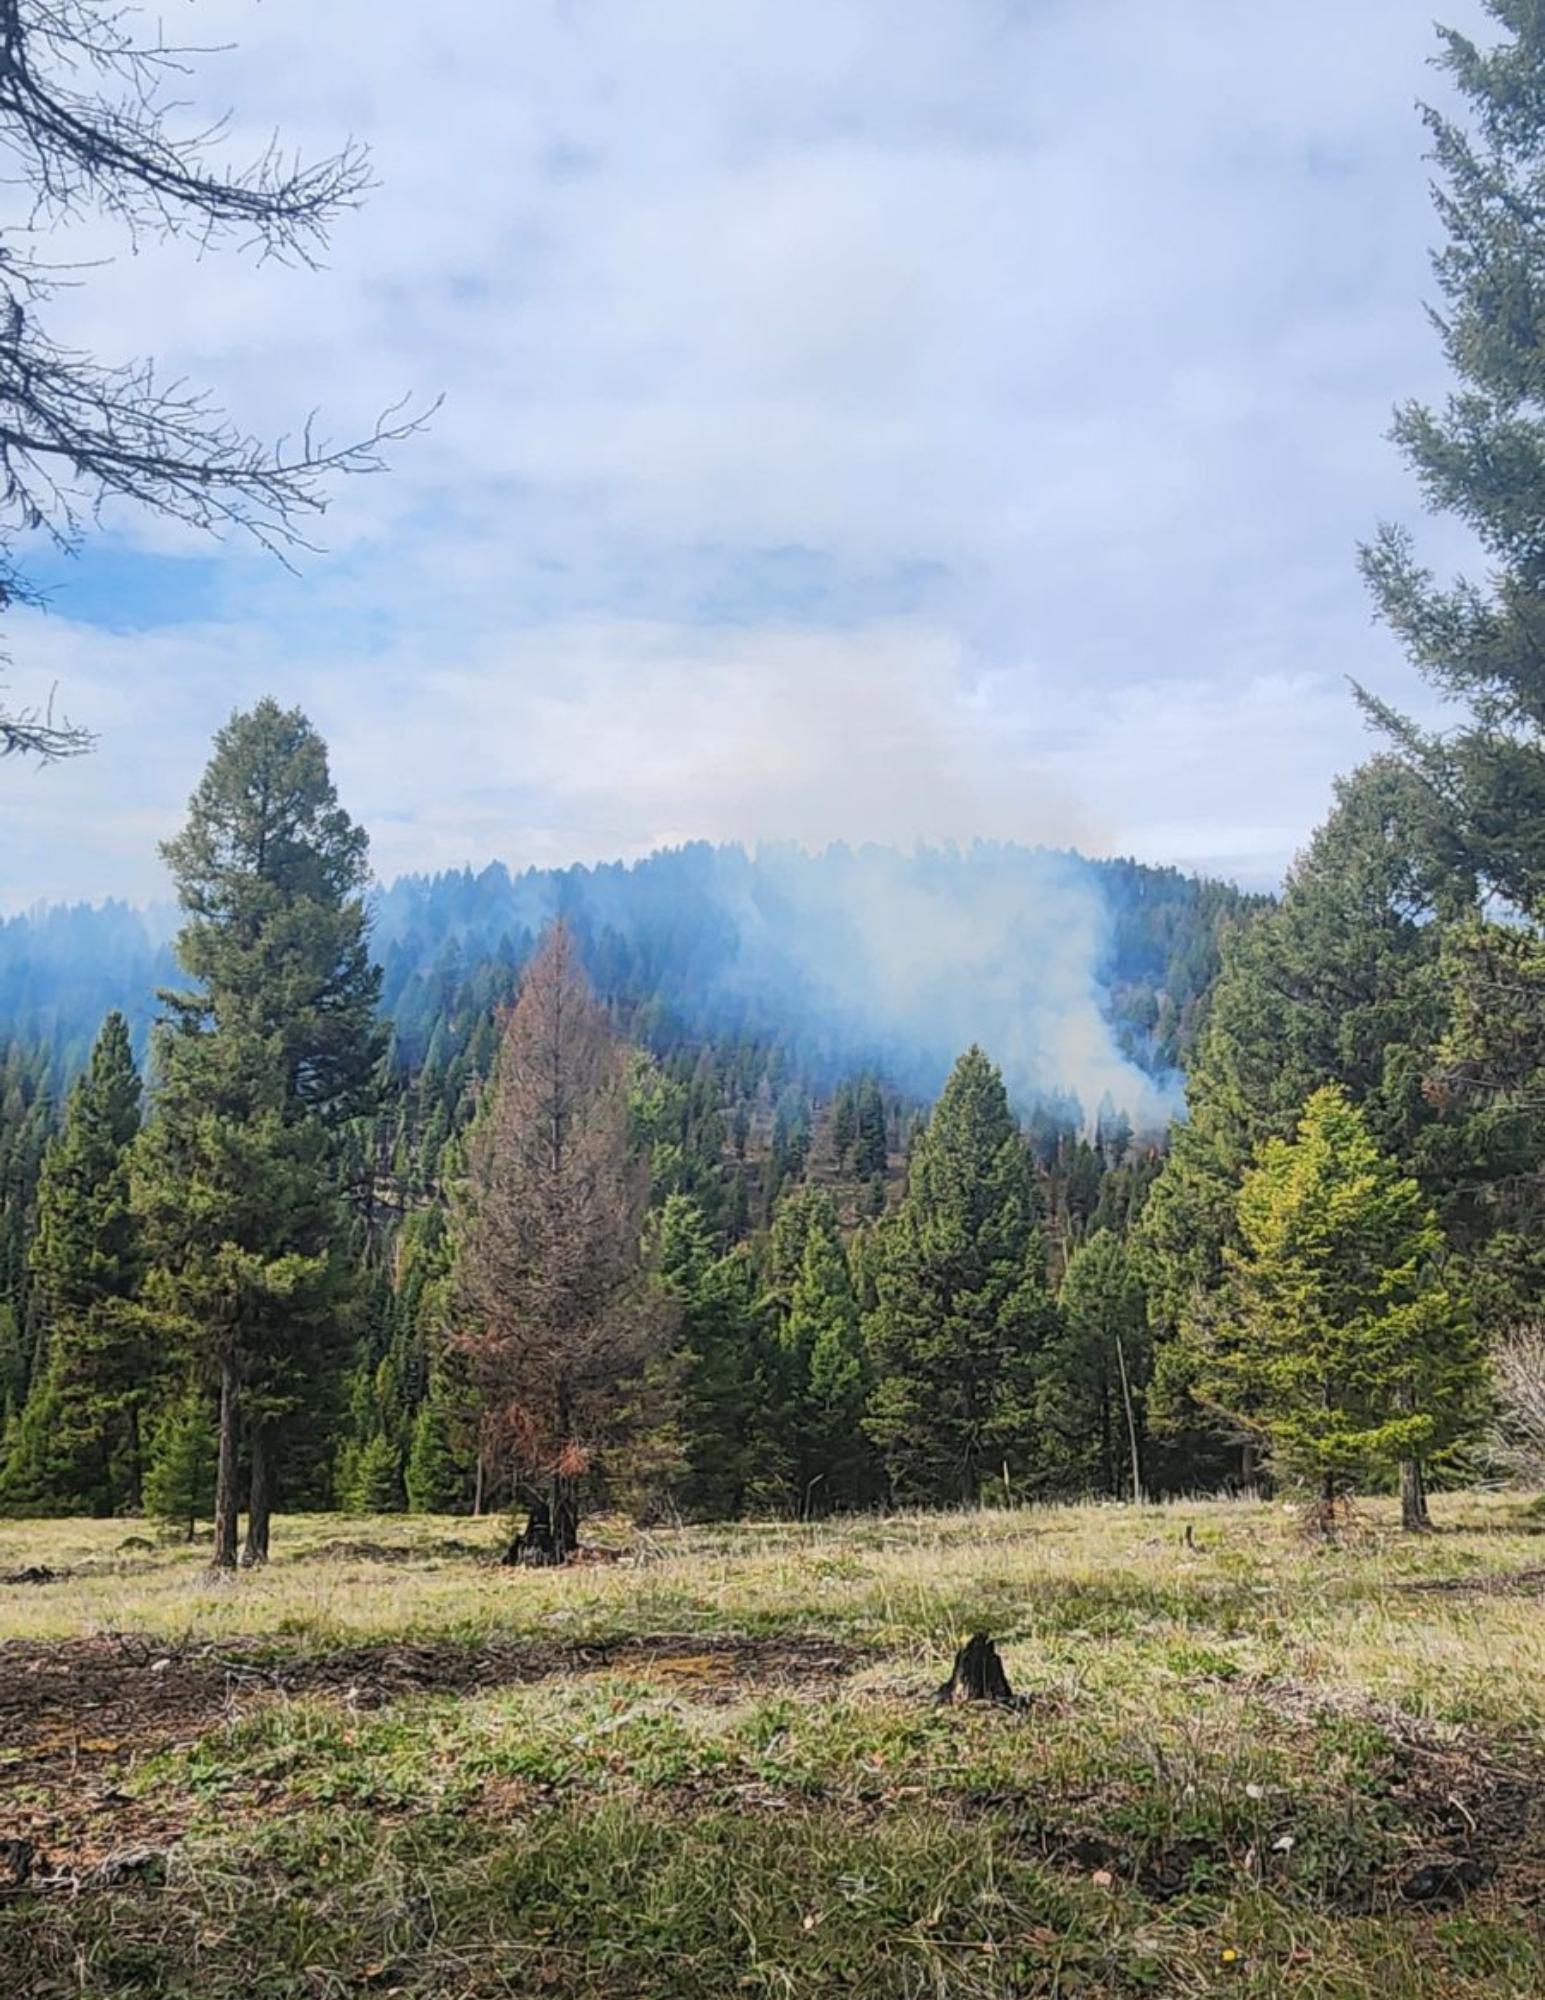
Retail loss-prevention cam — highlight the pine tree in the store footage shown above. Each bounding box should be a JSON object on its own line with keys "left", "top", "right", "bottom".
{"left": 451, "top": 922, "right": 668, "bottom": 1558}
{"left": 769, "top": 1187, "right": 872, "bottom": 1512}
{"left": 1045, "top": 1229, "right": 1149, "bottom": 1502}
{"left": 1360, "top": 4, "right": 1545, "bottom": 919}
{"left": 405, "top": 1385, "right": 467, "bottom": 1513}
{"left": 143, "top": 1390, "right": 218, "bottom": 1541}
{"left": 656, "top": 1195, "right": 778, "bottom": 1518}
{"left": 1198, "top": 1087, "right": 1481, "bottom": 1521}
{"left": 135, "top": 700, "right": 383, "bottom": 1567}
{"left": 1136, "top": 761, "right": 1462, "bottom": 1499}
{"left": 863, "top": 1047, "right": 1056, "bottom": 1504}
{"left": 21, "top": 1012, "right": 145, "bottom": 1514}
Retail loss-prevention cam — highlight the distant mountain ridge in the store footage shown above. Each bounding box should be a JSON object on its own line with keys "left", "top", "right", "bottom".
{"left": 0, "top": 840, "right": 1263, "bottom": 1124}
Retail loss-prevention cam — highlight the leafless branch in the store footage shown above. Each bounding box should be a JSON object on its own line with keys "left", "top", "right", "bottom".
{"left": 0, "top": 2, "right": 434, "bottom": 757}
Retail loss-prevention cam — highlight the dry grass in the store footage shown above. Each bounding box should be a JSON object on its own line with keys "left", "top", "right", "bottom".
{"left": 4, "top": 1493, "right": 1545, "bottom": 1996}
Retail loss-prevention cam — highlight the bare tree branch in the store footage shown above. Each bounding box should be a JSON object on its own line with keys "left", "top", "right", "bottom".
{"left": 0, "top": 674, "right": 91, "bottom": 756}
{"left": 0, "top": 1, "right": 433, "bottom": 758}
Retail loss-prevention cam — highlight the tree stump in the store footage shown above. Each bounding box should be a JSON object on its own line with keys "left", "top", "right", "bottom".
{"left": 934, "top": 1633, "right": 1017, "bottom": 1706}
{"left": 502, "top": 1497, "right": 576, "bottom": 1567}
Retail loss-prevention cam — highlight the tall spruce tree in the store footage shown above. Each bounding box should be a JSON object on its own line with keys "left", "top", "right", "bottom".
{"left": 1045, "top": 1229, "right": 1149, "bottom": 1503}
{"left": 1360, "top": 4, "right": 1545, "bottom": 918}
{"left": 1358, "top": 6, "right": 1545, "bottom": 1308}
{"left": 19, "top": 1011, "right": 145, "bottom": 1513}
{"left": 135, "top": 700, "right": 382, "bottom": 1567}
{"left": 863, "top": 1046, "right": 1056, "bottom": 1504}
{"left": 1137, "top": 761, "right": 1463, "bottom": 1507}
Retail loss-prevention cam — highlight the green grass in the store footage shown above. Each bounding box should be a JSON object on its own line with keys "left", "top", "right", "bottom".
{"left": 4, "top": 1495, "right": 1545, "bottom": 1995}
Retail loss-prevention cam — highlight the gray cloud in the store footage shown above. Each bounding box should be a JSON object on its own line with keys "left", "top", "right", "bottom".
{"left": 0, "top": 0, "right": 1493, "bottom": 911}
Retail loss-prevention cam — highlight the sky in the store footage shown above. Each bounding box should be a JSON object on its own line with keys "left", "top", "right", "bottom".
{"left": 0, "top": 0, "right": 1496, "bottom": 913}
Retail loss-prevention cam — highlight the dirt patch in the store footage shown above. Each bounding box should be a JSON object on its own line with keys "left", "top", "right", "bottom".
{"left": 0, "top": 1629, "right": 868, "bottom": 1882}
{"left": 0, "top": 1629, "right": 867, "bottom": 1776}
{"left": 1397, "top": 1565, "right": 1545, "bottom": 1595}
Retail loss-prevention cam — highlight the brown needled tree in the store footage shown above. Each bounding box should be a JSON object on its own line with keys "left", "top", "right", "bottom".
{"left": 452, "top": 922, "right": 667, "bottom": 1563}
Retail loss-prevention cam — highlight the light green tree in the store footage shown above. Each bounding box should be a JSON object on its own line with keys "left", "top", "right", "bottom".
{"left": 1198, "top": 1087, "right": 1481, "bottom": 1525}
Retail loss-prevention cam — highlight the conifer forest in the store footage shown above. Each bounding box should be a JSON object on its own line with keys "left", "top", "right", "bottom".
{"left": 7, "top": 7, "right": 1545, "bottom": 1997}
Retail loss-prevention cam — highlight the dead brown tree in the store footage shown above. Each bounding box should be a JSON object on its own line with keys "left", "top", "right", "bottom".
{"left": 0, "top": 0, "right": 429, "bottom": 759}
{"left": 452, "top": 922, "right": 671, "bottom": 1563}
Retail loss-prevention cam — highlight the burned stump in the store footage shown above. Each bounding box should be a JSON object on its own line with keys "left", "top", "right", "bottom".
{"left": 501, "top": 1496, "right": 578, "bottom": 1568}
{"left": 935, "top": 1633, "right": 1018, "bottom": 1706}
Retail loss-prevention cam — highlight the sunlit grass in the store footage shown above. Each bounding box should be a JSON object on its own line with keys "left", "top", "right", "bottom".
{"left": 5, "top": 1493, "right": 1545, "bottom": 1996}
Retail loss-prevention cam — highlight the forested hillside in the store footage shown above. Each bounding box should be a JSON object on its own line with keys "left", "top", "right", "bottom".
{"left": 0, "top": 840, "right": 1250, "bottom": 1112}
{"left": 4, "top": 2, "right": 1545, "bottom": 1570}
{"left": 0, "top": 817, "right": 1247, "bottom": 1535}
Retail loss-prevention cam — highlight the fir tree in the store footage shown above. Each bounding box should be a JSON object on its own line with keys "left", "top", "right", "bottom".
{"left": 1199, "top": 1087, "right": 1482, "bottom": 1520}
{"left": 1045, "top": 1229, "right": 1149, "bottom": 1502}
{"left": 143, "top": 1390, "right": 218, "bottom": 1542}
{"left": 405, "top": 1386, "right": 467, "bottom": 1513}
{"left": 21, "top": 1012, "right": 145, "bottom": 1513}
{"left": 863, "top": 1047, "right": 1056, "bottom": 1504}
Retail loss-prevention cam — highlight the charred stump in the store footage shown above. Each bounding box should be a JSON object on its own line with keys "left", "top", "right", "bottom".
{"left": 501, "top": 1494, "right": 579, "bottom": 1568}
{"left": 934, "top": 1632, "right": 1017, "bottom": 1706}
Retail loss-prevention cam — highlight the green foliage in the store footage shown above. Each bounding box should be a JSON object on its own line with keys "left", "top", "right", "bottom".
{"left": 1043, "top": 1229, "right": 1149, "bottom": 1501}
{"left": 863, "top": 1047, "right": 1057, "bottom": 1503}
{"left": 659, "top": 1195, "right": 784, "bottom": 1517}
{"left": 343, "top": 1431, "right": 405, "bottom": 1512}
{"left": 16, "top": 1011, "right": 146, "bottom": 1514}
{"left": 405, "top": 1386, "right": 467, "bottom": 1513}
{"left": 770, "top": 1187, "right": 875, "bottom": 1512}
{"left": 137, "top": 699, "right": 383, "bottom": 1561}
{"left": 143, "top": 1389, "right": 218, "bottom": 1539}
{"left": 1198, "top": 1086, "right": 1482, "bottom": 1494}
{"left": 1360, "top": 3, "right": 1545, "bottom": 919}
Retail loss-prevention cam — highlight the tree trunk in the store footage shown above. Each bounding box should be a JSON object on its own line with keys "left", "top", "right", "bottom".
{"left": 1400, "top": 1457, "right": 1431, "bottom": 1533}
{"left": 243, "top": 1425, "right": 274, "bottom": 1566}
{"left": 551, "top": 1469, "right": 579, "bottom": 1562}
{"left": 1114, "top": 1333, "right": 1144, "bottom": 1505}
{"left": 125, "top": 1403, "right": 142, "bottom": 1514}
{"left": 212, "top": 1357, "right": 241, "bottom": 1570}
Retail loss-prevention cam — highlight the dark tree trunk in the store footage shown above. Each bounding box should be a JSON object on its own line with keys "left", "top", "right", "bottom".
{"left": 125, "top": 1403, "right": 142, "bottom": 1514}
{"left": 213, "top": 1357, "right": 241, "bottom": 1570}
{"left": 243, "top": 1425, "right": 274, "bottom": 1566}
{"left": 935, "top": 1633, "right": 1017, "bottom": 1706}
{"left": 502, "top": 1471, "right": 583, "bottom": 1566}
{"left": 1400, "top": 1458, "right": 1431, "bottom": 1533}
{"left": 551, "top": 1470, "right": 579, "bottom": 1561}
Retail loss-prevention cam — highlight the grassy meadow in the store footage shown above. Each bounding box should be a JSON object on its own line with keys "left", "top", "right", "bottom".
{"left": 4, "top": 1494, "right": 1545, "bottom": 1997}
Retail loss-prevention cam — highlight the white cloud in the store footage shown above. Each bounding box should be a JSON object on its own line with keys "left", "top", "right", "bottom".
{"left": 0, "top": 0, "right": 1498, "bottom": 911}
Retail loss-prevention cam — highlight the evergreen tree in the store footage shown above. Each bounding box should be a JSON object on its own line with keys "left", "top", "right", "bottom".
{"left": 863, "top": 1047, "right": 1056, "bottom": 1504}
{"left": 143, "top": 1389, "right": 218, "bottom": 1542}
{"left": 1137, "top": 762, "right": 1462, "bottom": 1499}
{"left": 135, "top": 700, "right": 383, "bottom": 1567}
{"left": 20, "top": 1012, "right": 145, "bottom": 1513}
{"left": 405, "top": 1384, "right": 468, "bottom": 1513}
{"left": 1360, "top": 4, "right": 1545, "bottom": 919}
{"left": 658, "top": 1194, "right": 780, "bottom": 1517}
{"left": 1045, "top": 1229, "right": 1149, "bottom": 1502}
{"left": 769, "top": 1187, "right": 873, "bottom": 1512}
{"left": 1197, "top": 1087, "right": 1481, "bottom": 1521}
